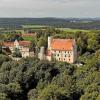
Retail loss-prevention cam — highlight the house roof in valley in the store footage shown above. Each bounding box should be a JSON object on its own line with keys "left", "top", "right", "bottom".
{"left": 51, "top": 39, "right": 75, "bottom": 51}
{"left": 22, "top": 33, "right": 37, "bottom": 37}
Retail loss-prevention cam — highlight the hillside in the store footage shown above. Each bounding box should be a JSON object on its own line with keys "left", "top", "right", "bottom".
{"left": 0, "top": 18, "right": 100, "bottom": 29}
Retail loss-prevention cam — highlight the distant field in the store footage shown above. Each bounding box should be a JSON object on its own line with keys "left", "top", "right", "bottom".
{"left": 55, "top": 28, "right": 90, "bottom": 33}
{"left": 23, "top": 37, "right": 33, "bottom": 41}
{"left": 22, "top": 25, "right": 50, "bottom": 28}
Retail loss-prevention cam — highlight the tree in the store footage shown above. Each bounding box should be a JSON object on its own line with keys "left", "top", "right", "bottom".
{"left": 0, "top": 93, "right": 9, "bottom": 100}
{"left": 37, "top": 36, "right": 47, "bottom": 48}
{"left": 28, "top": 89, "right": 38, "bottom": 100}
{"left": 80, "top": 84, "right": 100, "bottom": 100}
{"left": 12, "top": 48, "right": 22, "bottom": 58}
{"left": 37, "top": 84, "right": 68, "bottom": 100}
{"left": 0, "top": 54, "right": 11, "bottom": 65}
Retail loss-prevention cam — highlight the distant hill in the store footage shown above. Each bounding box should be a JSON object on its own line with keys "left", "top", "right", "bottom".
{"left": 0, "top": 18, "right": 100, "bottom": 29}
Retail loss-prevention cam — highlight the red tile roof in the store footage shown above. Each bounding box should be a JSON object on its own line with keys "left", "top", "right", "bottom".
{"left": 51, "top": 39, "right": 75, "bottom": 51}
{"left": 3, "top": 41, "right": 31, "bottom": 47}
{"left": 3, "top": 42, "right": 14, "bottom": 47}
{"left": 19, "top": 41, "right": 31, "bottom": 47}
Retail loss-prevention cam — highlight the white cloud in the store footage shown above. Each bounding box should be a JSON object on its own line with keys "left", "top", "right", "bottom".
{"left": 0, "top": 0, "right": 100, "bottom": 17}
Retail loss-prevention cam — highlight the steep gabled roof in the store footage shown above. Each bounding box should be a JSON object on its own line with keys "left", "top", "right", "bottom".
{"left": 51, "top": 39, "right": 75, "bottom": 51}
{"left": 3, "top": 41, "right": 31, "bottom": 47}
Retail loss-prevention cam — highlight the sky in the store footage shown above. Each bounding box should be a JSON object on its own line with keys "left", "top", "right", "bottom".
{"left": 0, "top": 0, "right": 100, "bottom": 18}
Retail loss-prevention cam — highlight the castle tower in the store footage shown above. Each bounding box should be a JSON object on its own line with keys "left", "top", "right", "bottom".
{"left": 48, "top": 36, "right": 52, "bottom": 50}
{"left": 38, "top": 46, "right": 45, "bottom": 60}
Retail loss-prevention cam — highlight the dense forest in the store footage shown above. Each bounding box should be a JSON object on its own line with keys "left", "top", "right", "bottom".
{"left": 0, "top": 53, "right": 99, "bottom": 100}
{"left": 0, "top": 28, "right": 100, "bottom": 100}
{"left": 0, "top": 18, "right": 100, "bottom": 29}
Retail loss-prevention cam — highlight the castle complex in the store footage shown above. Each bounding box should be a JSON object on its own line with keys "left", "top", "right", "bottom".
{"left": 2, "top": 36, "right": 77, "bottom": 63}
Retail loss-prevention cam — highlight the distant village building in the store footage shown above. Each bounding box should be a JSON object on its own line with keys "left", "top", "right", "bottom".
{"left": 3, "top": 40, "right": 34, "bottom": 58}
{"left": 22, "top": 32, "right": 37, "bottom": 38}
{"left": 46, "top": 36, "right": 77, "bottom": 63}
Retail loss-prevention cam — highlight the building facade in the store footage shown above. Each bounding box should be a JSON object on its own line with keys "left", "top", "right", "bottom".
{"left": 46, "top": 36, "right": 77, "bottom": 63}
{"left": 3, "top": 40, "right": 34, "bottom": 58}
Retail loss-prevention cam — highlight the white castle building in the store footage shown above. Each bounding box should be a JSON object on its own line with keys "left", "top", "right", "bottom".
{"left": 46, "top": 36, "right": 77, "bottom": 63}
